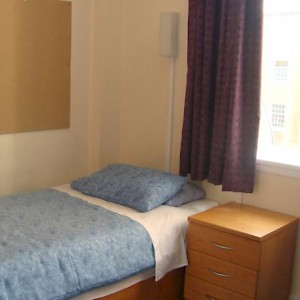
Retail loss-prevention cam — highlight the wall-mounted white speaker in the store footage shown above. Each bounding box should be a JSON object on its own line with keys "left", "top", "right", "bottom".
{"left": 160, "top": 12, "right": 179, "bottom": 58}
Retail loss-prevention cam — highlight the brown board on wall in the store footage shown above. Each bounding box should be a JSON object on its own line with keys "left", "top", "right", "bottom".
{"left": 0, "top": 0, "right": 71, "bottom": 134}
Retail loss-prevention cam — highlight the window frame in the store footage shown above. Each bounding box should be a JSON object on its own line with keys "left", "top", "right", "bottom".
{"left": 256, "top": 160, "right": 300, "bottom": 179}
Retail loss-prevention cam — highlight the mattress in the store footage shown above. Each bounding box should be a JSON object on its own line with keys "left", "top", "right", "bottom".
{"left": 55, "top": 185, "right": 218, "bottom": 299}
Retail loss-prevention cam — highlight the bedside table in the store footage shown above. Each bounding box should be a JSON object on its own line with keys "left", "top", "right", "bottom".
{"left": 184, "top": 202, "right": 298, "bottom": 300}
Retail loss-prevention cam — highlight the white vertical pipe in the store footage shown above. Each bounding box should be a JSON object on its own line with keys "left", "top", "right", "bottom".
{"left": 165, "top": 57, "right": 176, "bottom": 172}
{"left": 160, "top": 12, "right": 179, "bottom": 173}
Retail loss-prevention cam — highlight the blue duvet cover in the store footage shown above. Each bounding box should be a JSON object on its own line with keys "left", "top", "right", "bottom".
{"left": 0, "top": 189, "right": 155, "bottom": 300}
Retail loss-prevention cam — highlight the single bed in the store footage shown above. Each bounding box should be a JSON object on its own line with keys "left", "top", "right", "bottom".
{"left": 61, "top": 185, "right": 218, "bottom": 300}
{"left": 0, "top": 164, "right": 218, "bottom": 300}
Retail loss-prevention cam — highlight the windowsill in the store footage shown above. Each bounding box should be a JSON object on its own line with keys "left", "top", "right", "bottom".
{"left": 256, "top": 159, "right": 300, "bottom": 179}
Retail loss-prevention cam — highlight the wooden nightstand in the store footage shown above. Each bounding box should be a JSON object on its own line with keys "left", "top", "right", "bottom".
{"left": 184, "top": 202, "right": 298, "bottom": 300}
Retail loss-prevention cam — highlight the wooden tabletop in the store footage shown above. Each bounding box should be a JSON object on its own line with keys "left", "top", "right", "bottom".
{"left": 188, "top": 202, "right": 299, "bottom": 241}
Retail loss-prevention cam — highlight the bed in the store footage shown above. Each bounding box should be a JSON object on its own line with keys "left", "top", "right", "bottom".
{"left": 0, "top": 164, "right": 218, "bottom": 300}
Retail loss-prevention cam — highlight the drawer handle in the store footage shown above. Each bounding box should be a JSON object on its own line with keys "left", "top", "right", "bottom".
{"left": 205, "top": 294, "right": 217, "bottom": 300}
{"left": 208, "top": 268, "right": 231, "bottom": 278}
{"left": 211, "top": 241, "right": 234, "bottom": 251}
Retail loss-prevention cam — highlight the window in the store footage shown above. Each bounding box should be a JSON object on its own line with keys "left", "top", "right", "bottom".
{"left": 257, "top": 0, "right": 300, "bottom": 170}
{"left": 271, "top": 104, "right": 285, "bottom": 129}
{"left": 274, "top": 61, "right": 288, "bottom": 81}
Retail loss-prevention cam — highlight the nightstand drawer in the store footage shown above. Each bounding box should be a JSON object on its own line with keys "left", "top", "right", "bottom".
{"left": 188, "top": 223, "right": 261, "bottom": 270}
{"left": 186, "top": 251, "right": 257, "bottom": 298}
{"left": 184, "top": 275, "right": 253, "bottom": 300}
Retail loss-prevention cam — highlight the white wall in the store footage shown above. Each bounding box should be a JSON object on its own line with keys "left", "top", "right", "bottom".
{"left": 91, "top": 0, "right": 123, "bottom": 170}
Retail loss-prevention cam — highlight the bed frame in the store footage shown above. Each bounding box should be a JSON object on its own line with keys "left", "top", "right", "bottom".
{"left": 95, "top": 268, "right": 185, "bottom": 300}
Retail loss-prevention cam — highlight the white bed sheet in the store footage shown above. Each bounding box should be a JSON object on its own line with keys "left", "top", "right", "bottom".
{"left": 55, "top": 184, "right": 218, "bottom": 299}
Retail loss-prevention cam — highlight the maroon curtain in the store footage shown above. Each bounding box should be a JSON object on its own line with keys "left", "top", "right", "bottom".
{"left": 180, "top": 0, "right": 263, "bottom": 193}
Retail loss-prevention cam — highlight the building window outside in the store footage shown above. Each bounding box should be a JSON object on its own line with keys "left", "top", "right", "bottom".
{"left": 257, "top": 0, "right": 300, "bottom": 168}
{"left": 274, "top": 61, "right": 288, "bottom": 81}
{"left": 271, "top": 104, "right": 285, "bottom": 129}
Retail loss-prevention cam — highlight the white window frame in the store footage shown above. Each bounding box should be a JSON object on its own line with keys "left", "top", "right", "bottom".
{"left": 256, "top": 159, "right": 300, "bottom": 179}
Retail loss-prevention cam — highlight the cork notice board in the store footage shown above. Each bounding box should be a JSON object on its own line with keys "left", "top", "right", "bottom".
{"left": 0, "top": 0, "right": 71, "bottom": 134}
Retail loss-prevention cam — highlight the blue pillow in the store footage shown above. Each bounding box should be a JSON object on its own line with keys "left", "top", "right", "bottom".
{"left": 71, "top": 164, "right": 186, "bottom": 212}
{"left": 164, "top": 182, "right": 205, "bottom": 207}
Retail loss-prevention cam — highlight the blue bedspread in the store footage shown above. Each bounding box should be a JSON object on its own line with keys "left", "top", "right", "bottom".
{"left": 0, "top": 189, "right": 155, "bottom": 300}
